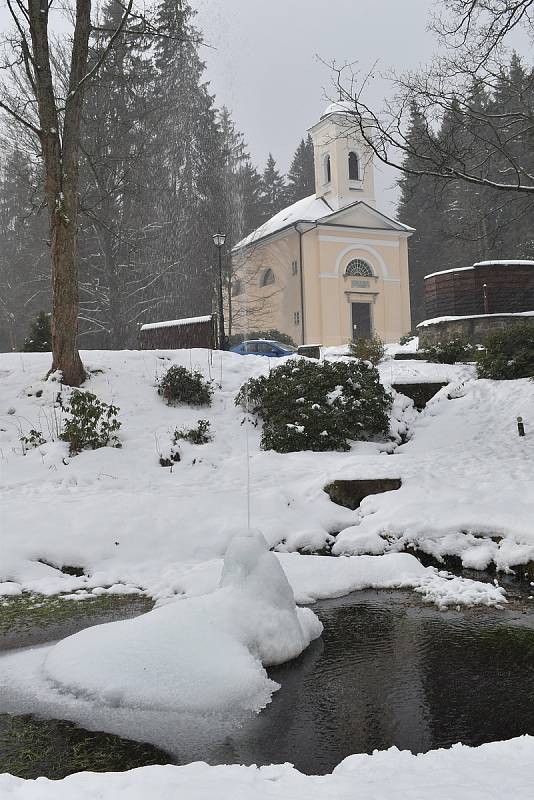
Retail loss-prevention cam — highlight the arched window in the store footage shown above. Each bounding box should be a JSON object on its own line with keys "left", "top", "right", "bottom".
{"left": 348, "top": 151, "right": 360, "bottom": 181}
{"left": 345, "top": 258, "right": 374, "bottom": 277}
{"left": 260, "top": 268, "right": 275, "bottom": 287}
{"left": 232, "top": 279, "right": 243, "bottom": 297}
{"left": 323, "top": 153, "right": 331, "bottom": 184}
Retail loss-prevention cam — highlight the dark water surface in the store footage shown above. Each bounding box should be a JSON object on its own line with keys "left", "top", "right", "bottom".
{"left": 2, "top": 589, "right": 534, "bottom": 777}
{"left": 253, "top": 591, "right": 534, "bottom": 772}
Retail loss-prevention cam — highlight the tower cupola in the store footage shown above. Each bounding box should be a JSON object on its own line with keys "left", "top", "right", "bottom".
{"left": 308, "top": 101, "right": 375, "bottom": 210}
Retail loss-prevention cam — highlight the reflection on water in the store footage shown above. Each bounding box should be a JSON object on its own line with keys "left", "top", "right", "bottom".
{"left": 233, "top": 592, "right": 534, "bottom": 773}
{"left": 2, "top": 590, "right": 534, "bottom": 777}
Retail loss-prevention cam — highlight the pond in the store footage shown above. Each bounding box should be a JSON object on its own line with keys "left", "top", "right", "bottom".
{"left": 2, "top": 588, "right": 534, "bottom": 777}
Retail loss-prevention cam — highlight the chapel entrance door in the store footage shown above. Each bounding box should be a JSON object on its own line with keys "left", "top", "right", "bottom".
{"left": 351, "top": 302, "right": 372, "bottom": 339}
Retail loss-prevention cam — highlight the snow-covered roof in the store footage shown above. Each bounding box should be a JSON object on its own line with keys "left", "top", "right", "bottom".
{"left": 424, "top": 266, "right": 474, "bottom": 280}
{"left": 140, "top": 315, "right": 212, "bottom": 331}
{"left": 233, "top": 194, "right": 413, "bottom": 252}
{"left": 233, "top": 195, "right": 330, "bottom": 251}
{"left": 417, "top": 311, "right": 534, "bottom": 327}
{"left": 473, "top": 260, "right": 534, "bottom": 267}
{"left": 425, "top": 261, "right": 534, "bottom": 280}
{"left": 321, "top": 99, "right": 356, "bottom": 118}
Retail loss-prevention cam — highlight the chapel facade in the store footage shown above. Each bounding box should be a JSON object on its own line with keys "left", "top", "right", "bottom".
{"left": 231, "top": 101, "right": 413, "bottom": 346}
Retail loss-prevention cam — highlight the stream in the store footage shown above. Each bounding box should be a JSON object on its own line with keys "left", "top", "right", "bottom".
{"left": 1, "top": 586, "right": 534, "bottom": 777}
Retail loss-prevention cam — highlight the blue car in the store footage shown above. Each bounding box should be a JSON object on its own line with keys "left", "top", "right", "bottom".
{"left": 230, "top": 339, "right": 297, "bottom": 357}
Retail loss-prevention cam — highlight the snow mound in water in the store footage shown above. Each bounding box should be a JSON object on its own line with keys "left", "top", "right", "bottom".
{"left": 42, "top": 532, "right": 322, "bottom": 714}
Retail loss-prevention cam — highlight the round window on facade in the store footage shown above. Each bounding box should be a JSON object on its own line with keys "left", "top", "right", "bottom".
{"left": 345, "top": 258, "right": 374, "bottom": 277}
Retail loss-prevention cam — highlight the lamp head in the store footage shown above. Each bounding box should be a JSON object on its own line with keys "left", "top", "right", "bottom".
{"left": 212, "top": 232, "right": 226, "bottom": 248}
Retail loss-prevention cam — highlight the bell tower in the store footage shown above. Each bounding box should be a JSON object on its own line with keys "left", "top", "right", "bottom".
{"left": 308, "top": 101, "right": 376, "bottom": 210}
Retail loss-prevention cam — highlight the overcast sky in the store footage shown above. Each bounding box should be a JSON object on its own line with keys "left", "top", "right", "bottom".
{"left": 193, "top": 0, "right": 438, "bottom": 213}
{"left": 0, "top": 1, "right": 528, "bottom": 215}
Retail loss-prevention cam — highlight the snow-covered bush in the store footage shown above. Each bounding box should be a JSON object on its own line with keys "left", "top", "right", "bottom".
{"left": 236, "top": 358, "right": 391, "bottom": 453}
{"left": 157, "top": 365, "right": 213, "bottom": 406}
{"left": 60, "top": 391, "right": 121, "bottom": 455}
{"left": 173, "top": 419, "right": 212, "bottom": 445}
{"left": 399, "top": 332, "right": 416, "bottom": 346}
{"left": 19, "top": 428, "right": 47, "bottom": 453}
{"left": 348, "top": 332, "right": 385, "bottom": 365}
{"left": 477, "top": 324, "right": 534, "bottom": 379}
{"left": 423, "top": 337, "right": 476, "bottom": 364}
{"left": 159, "top": 420, "right": 212, "bottom": 465}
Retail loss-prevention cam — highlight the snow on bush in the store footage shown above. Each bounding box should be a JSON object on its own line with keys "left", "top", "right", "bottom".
{"left": 42, "top": 532, "right": 322, "bottom": 715}
{"left": 59, "top": 390, "right": 121, "bottom": 455}
{"left": 348, "top": 332, "right": 385, "bottom": 365}
{"left": 423, "top": 337, "right": 476, "bottom": 364}
{"left": 236, "top": 358, "right": 392, "bottom": 453}
{"left": 477, "top": 323, "right": 534, "bottom": 379}
{"left": 157, "top": 365, "right": 213, "bottom": 406}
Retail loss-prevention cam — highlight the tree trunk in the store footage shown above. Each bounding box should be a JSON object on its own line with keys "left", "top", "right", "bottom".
{"left": 28, "top": 0, "right": 89, "bottom": 386}
{"left": 50, "top": 206, "right": 85, "bottom": 384}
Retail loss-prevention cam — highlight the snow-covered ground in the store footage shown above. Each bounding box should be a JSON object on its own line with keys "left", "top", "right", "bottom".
{"left": 1, "top": 347, "right": 533, "bottom": 794}
{"left": 1, "top": 348, "right": 531, "bottom": 601}
{"left": 1, "top": 736, "right": 533, "bottom": 799}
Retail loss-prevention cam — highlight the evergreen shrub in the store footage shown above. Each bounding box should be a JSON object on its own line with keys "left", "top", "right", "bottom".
{"left": 22, "top": 311, "right": 51, "bottom": 352}
{"left": 173, "top": 419, "right": 211, "bottom": 445}
{"left": 477, "top": 324, "right": 534, "bottom": 379}
{"left": 236, "top": 358, "right": 391, "bottom": 453}
{"left": 228, "top": 330, "right": 296, "bottom": 348}
{"left": 399, "top": 333, "right": 416, "bottom": 346}
{"left": 20, "top": 429, "right": 47, "bottom": 453}
{"left": 60, "top": 391, "right": 121, "bottom": 455}
{"left": 157, "top": 366, "right": 213, "bottom": 406}
{"left": 349, "top": 333, "right": 385, "bottom": 365}
{"left": 423, "top": 337, "right": 476, "bottom": 364}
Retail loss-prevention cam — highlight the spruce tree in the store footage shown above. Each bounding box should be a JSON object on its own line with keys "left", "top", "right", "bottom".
{"left": 397, "top": 104, "right": 442, "bottom": 326}
{"left": 286, "top": 135, "right": 315, "bottom": 204}
{"left": 23, "top": 311, "right": 52, "bottom": 352}
{"left": 260, "top": 154, "right": 288, "bottom": 220}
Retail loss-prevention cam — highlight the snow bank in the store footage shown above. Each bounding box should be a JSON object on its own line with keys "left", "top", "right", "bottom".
{"left": 42, "top": 533, "right": 322, "bottom": 715}
{"left": 1, "top": 736, "right": 533, "bottom": 798}
{"left": 0, "top": 348, "right": 531, "bottom": 605}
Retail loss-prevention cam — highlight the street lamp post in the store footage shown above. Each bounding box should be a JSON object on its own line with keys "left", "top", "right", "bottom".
{"left": 212, "top": 231, "right": 227, "bottom": 349}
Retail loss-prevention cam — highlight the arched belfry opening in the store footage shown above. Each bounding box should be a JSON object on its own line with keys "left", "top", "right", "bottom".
{"left": 323, "top": 153, "right": 331, "bottom": 184}
{"left": 348, "top": 151, "right": 360, "bottom": 181}
{"left": 309, "top": 101, "right": 375, "bottom": 209}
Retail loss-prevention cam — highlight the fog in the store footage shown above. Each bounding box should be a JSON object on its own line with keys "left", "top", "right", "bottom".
{"left": 194, "top": 0, "right": 438, "bottom": 212}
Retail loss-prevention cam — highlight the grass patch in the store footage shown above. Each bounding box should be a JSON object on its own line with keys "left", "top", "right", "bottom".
{"left": 0, "top": 592, "right": 153, "bottom": 649}
{"left": 0, "top": 713, "right": 170, "bottom": 779}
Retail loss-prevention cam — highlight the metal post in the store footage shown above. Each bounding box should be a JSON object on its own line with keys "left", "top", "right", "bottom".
{"left": 217, "top": 245, "right": 225, "bottom": 349}
{"left": 212, "top": 231, "right": 227, "bottom": 350}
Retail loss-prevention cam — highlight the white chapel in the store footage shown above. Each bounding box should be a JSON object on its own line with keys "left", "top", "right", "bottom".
{"left": 231, "top": 101, "right": 413, "bottom": 346}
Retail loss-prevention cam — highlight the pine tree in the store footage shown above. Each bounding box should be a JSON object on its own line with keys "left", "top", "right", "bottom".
{"left": 78, "top": 1, "right": 161, "bottom": 348}
{"left": 151, "top": 0, "right": 227, "bottom": 321}
{"left": 0, "top": 145, "right": 48, "bottom": 350}
{"left": 397, "top": 104, "right": 443, "bottom": 326}
{"left": 260, "top": 154, "right": 288, "bottom": 220}
{"left": 286, "top": 135, "right": 315, "bottom": 204}
{"left": 22, "top": 311, "right": 52, "bottom": 352}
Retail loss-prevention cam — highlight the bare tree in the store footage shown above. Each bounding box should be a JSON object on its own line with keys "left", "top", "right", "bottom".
{"left": 328, "top": 0, "right": 534, "bottom": 196}
{"left": 0, "top": 1, "right": 190, "bottom": 383}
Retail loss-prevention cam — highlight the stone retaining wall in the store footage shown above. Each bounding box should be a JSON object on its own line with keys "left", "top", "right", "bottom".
{"left": 418, "top": 313, "right": 534, "bottom": 347}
